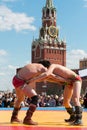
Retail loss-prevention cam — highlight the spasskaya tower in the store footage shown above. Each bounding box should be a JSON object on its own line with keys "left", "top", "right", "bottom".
{"left": 32, "top": 0, "right": 66, "bottom": 66}
{"left": 31, "top": 0, "right": 66, "bottom": 95}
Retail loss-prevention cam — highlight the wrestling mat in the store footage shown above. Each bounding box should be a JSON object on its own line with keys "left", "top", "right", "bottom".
{"left": 0, "top": 107, "right": 87, "bottom": 130}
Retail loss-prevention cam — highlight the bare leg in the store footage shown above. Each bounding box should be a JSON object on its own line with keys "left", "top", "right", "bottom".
{"left": 63, "top": 85, "right": 76, "bottom": 122}
{"left": 20, "top": 84, "right": 38, "bottom": 125}
{"left": 15, "top": 87, "right": 25, "bottom": 108}
{"left": 63, "top": 85, "right": 73, "bottom": 108}
{"left": 71, "top": 81, "right": 83, "bottom": 125}
{"left": 72, "top": 81, "right": 82, "bottom": 106}
{"left": 11, "top": 87, "right": 25, "bottom": 123}
{"left": 20, "top": 84, "right": 37, "bottom": 98}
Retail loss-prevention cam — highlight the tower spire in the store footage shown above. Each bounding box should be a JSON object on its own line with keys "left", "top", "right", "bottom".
{"left": 46, "top": 0, "right": 53, "bottom": 8}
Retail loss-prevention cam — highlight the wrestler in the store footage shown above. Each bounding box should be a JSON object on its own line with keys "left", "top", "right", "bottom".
{"left": 30, "top": 63, "right": 83, "bottom": 125}
{"left": 10, "top": 60, "right": 51, "bottom": 125}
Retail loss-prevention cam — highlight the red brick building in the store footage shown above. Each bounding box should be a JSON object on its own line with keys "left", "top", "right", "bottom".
{"left": 31, "top": 0, "right": 66, "bottom": 95}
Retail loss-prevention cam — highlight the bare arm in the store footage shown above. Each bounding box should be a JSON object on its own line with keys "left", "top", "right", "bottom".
{"left": 46, "top": 74, "right": 68, "bottom": 84}
{"left": 27, "top": 72, "right": 49, "bottom": 83}
{"left": 28, "top": 73, "right": 67, "bottom": 84}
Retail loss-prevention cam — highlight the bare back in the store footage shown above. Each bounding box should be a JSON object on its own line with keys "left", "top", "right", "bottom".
{"left": 47, "top": 64, "right": 77, "bottom": 79}
{"left": 17, "top": 63, "right": 47, "bottom": 80}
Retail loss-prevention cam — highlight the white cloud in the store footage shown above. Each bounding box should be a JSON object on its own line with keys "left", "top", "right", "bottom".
{"left": 0, "top": 72, "right": 5, "bottom": 76}
{"left": 8, "top": 65, "right": 17, "bottom": 69}
{"left": 66, "top": 49, "right": 87, "bottom": 69}
{"left": 0, "top": 64, "right": 17, "bottom": 91}
{"left": 0, "top": 49, "right": 8, "bottom": 64}
{"left": 0, "top": 50, "right": 14, "bottom": 91}
{"left": 0, "top": 49, "right": 25, "bottom": 91}
{"left": 0, "top": 49, "right": 7, "bottom": 56}
{"left": 0, "top": 5, "right": 36, "bottom": 32}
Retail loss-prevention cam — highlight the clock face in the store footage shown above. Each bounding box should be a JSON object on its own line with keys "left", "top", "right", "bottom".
{"left": 48, "top": 26, "right": 57, "bottom": 37}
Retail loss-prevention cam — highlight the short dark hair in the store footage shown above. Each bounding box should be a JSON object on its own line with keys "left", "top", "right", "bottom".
{"left": 16, "top": 67, "right": 22, "bottom": 73}
{"left": 38, "top": 60, "right": 51, "bottom": 68}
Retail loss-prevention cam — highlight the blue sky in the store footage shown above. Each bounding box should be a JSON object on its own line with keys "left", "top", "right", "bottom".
{"left": 0, "top": 0, "right": 87, "bottom": 91}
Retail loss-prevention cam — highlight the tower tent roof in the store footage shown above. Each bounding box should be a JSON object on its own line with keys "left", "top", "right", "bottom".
{"left": 46, "top": 0, "right": 53, "bottom": 8}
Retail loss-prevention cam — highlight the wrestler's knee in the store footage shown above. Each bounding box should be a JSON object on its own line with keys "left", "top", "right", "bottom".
{"left": 16, "top": 96, "right": 24, "bottom": 105}
{"left": 30, "top": 95, "right": 38, "bottom": 106}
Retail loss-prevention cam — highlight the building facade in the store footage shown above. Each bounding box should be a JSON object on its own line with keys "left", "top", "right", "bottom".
{"left": 31, "top": 0, "right": 66, "bottom": 95}
{"left": 79, "top": 58, "right": 87, "bottom": 69}
{"left": 32, "top": 0, "right": 66, "bottom": 65}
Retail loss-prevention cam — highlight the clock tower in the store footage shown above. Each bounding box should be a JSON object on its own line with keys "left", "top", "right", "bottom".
{"left": 32, "top": 0, "right": 66, "bottom": 66}
{"left": 31, "top": 0, "right": 66, "bottom": 95}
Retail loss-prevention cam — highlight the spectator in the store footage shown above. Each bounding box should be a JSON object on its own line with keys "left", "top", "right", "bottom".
{"left": 83, "top": 93, "right": 87, "bottom": 108}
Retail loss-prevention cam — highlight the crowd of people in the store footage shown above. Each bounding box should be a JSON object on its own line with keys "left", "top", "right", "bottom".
{"left": 0, "top": 91, "right": 86, "bottom": 108}
{"left": 0, "top": 91, "right": 63, "bottom": 108}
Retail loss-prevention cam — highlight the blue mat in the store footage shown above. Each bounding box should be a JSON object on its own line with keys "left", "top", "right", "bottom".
{"left": 0, "top": 107, "right": 65, "bottom": 111}
{"left": 0, "top": 107, "right": 87, "bottom": 111}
